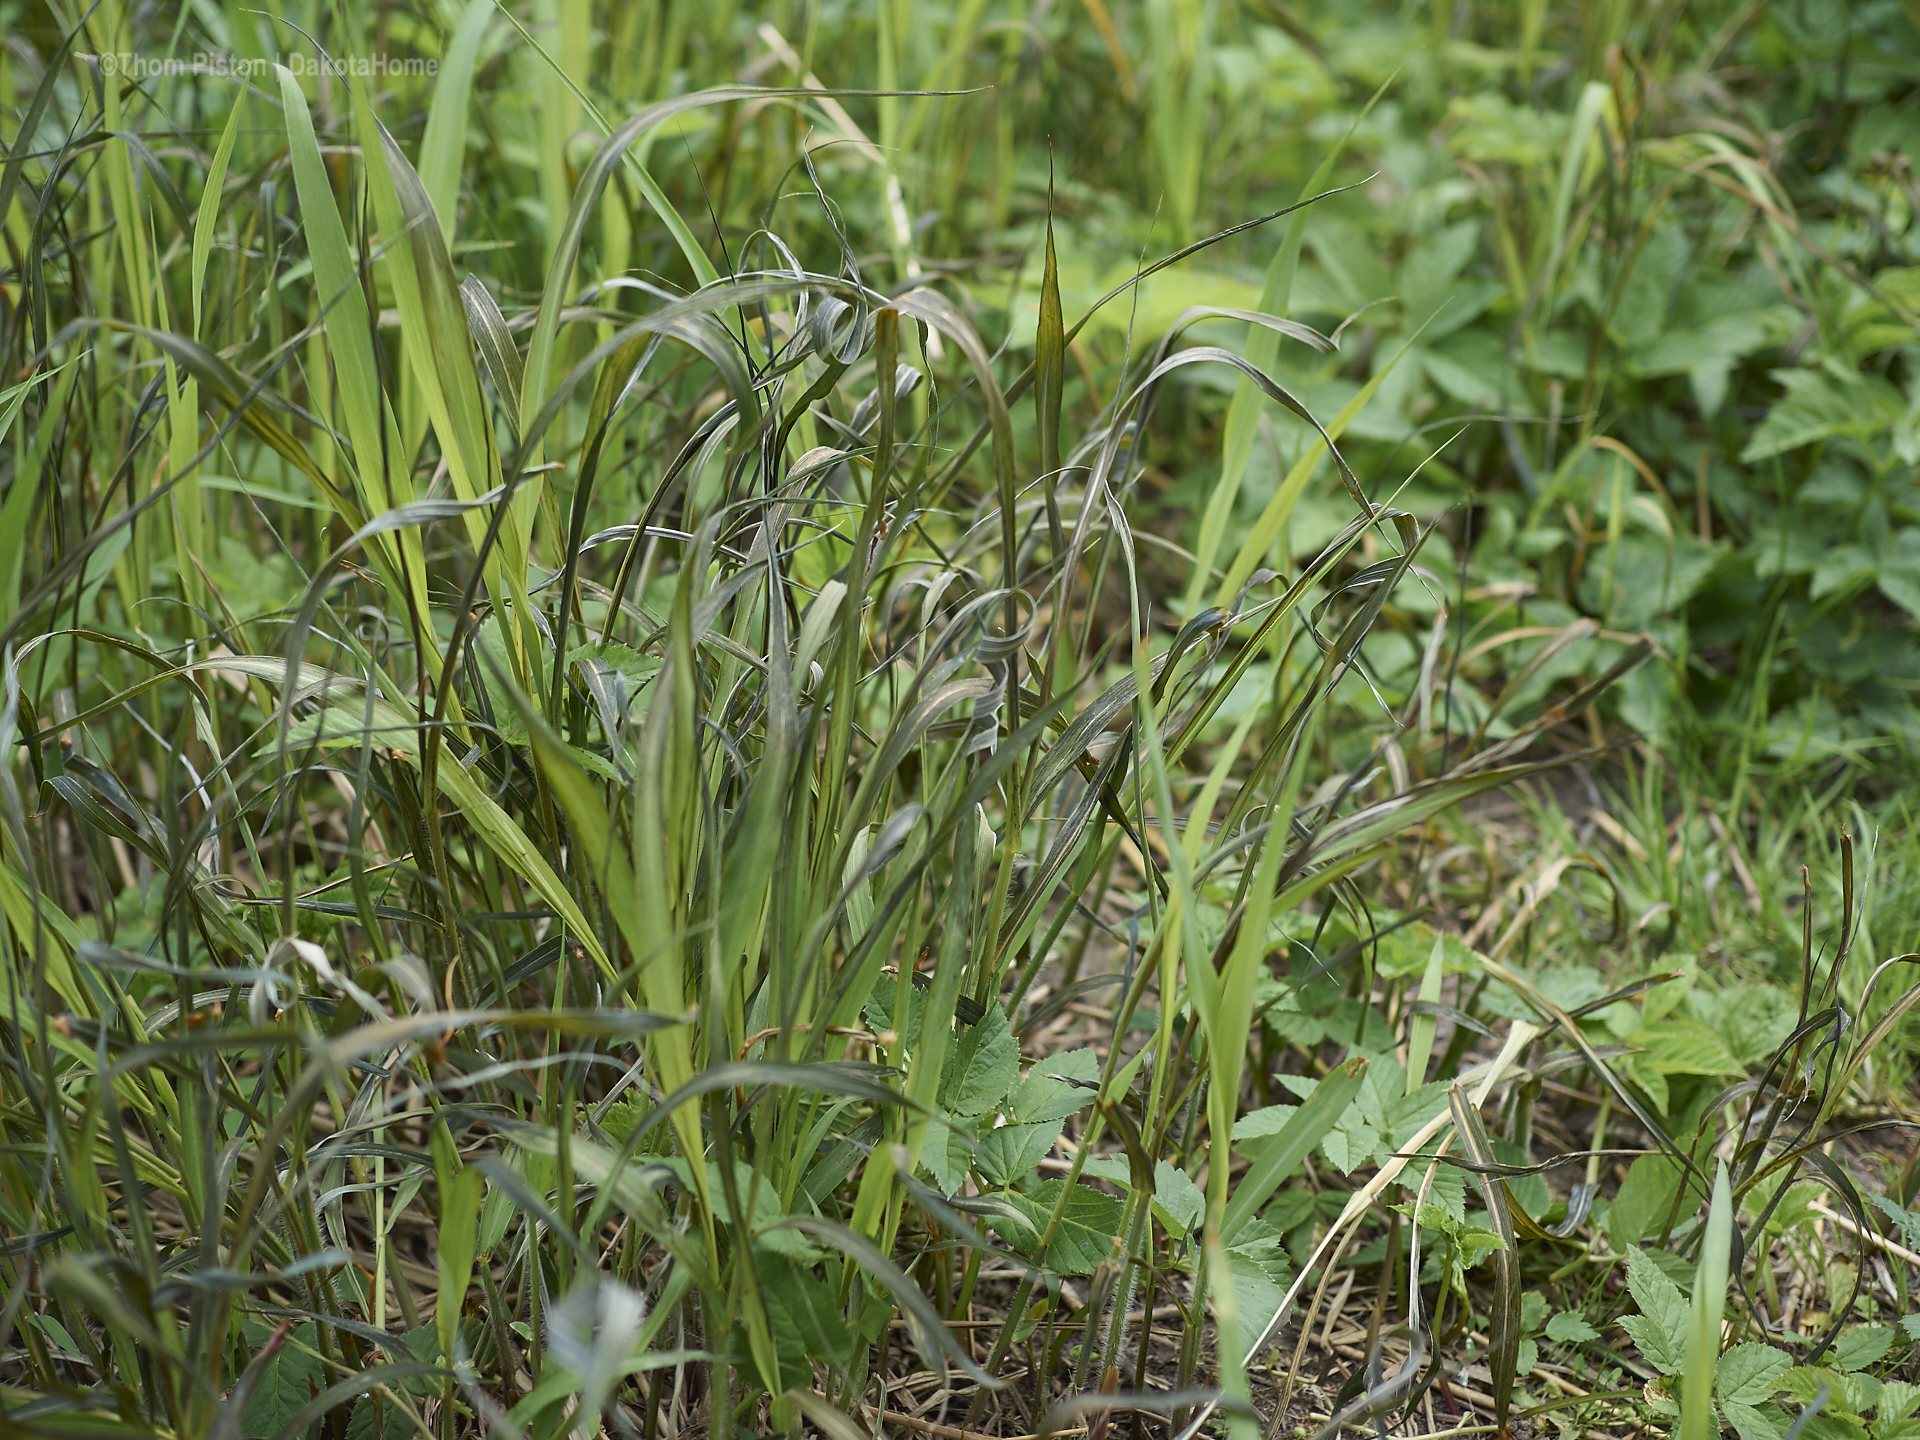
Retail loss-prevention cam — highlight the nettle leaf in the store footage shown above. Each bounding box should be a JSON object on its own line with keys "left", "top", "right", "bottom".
{"left": 242, "top": 1322, "right": 326, "bottom": 1438}
{"left": 1546, "top": 1310, "right": 1599, "bottom": 1344}
{"left": 1622, "top": 1246, "right": 1690, "bottom": 1375}
{"left": 1232, "top": 1102, "right": 1298, "bottom": 1140}
{"left": 1384, "top": 1082, "right": 1451, "bottom": 1152}
{"left": 1083, "top": 1157, "right": 1206, "bottom": 1235}
{"left": 1740, "top": 368, "right": 1905, "bottom": 463}
{"left": 866, "top": 976, "right": 927, "bottom": 1050}
{"left": 997, "top": 1180, "right": 1126, "bottom": 1275}
{"left": 1151, "top": 1162, "right": 1206, "bottom": 1235}
{"left": 941, "top": 1003, "right": 1019, "bottom": 1117}
{"left": 1834, "top": 1326, "right": 1895, "bottom": 1374}
{"left": 1404, "top": 1156, "right": 1467, "bottom": 1226}
{"left": 1781, "top": 1364, "right": 1873, "bottom": 1424}
{"left": 1521, "top": 1292, "right": 1549, "bottom": 1334}
{"left": 1010, "top": 1048, "right": 1099, "bottom": 1125}
{"left": 1718, "top": 1343, "right": 1794, "bottom": 1405}
{"left": 348, "top": 1397, "right": 414, "bottom": 1440}
{"left": 922, "top": 1109, "right": 974, "bottom": 1196}
{"left": 1223, "top": 1220, "right": 1295, "bottom": 1335}
{"left": 975, "top": 1120, "right": 1062, "bottom": 1186}
{"left": 756, "top": 1255, "right": 854, "bottom": 1388}
{"left": 1872, "top": 1192, "right": 1920, "bottom": 1253}
{"left": 1625, "top": 1016, "right": 1745, "bottom": 1077}
{"left": 1879, "top": 1380, "right": 1920, "bottom": 1424}
{"left": 1321, "top": 1118, "right": 1378, "bottom": 1175}
{"left": 1610, "top": 1151, "right": 1708, "bottom": 1251}
{"left": 1720, "top": 1398, "right": 1789, "bottom": 1440}
{"left": 1453, "top": 1227, "right": 1506, "bottom": 1262}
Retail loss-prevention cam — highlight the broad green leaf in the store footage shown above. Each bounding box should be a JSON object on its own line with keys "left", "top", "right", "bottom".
{"left": 1010, "top": 1048, "right": 1099, "bottom": 1125}
{"left": 975, "top": 1121, "right": 1062, "bottom": 1186}
{"left": 1547, "top": 1311, "right": 1599, "bottom": 1344}
{"left": 1623, "top": 1245, "right": 1690, "bottom": 1376}
{"left": 1611, "top": 1151, "right": 1706, "bottom": 1251}
{"left": 940, "top": 1004, "right": 1019, "bottom": 1117}
{"left": 1720, "top": 1399, "right": 1788, "bottom": 1440}
{"left": 1740, "top": 369, "right": 1904, "bottom": 462}
{"left": 1231, "top": 1103, "right": 1297, "bottom": 1140}
{"left": 1222, "top": 1220, "right": 1295, "bottom": 1342}
{"left": 241, "top": 1323, "right": 325, "bottom": 1439}
{"left": 1626, "top": 1017, "right": 1745, "bottom": 1076}
{"left": 757, "top": 1254, "right": 855, "bottom": 1382}
{"left": 997, "top": 1180, "right": 1126, "bottom": 1275}
{"left": 1221, "top": 1056, "right": 1368, "bottom": 1242}
{"left": 1718, "top": 1344, "right": 1794, "bottom": 1405}
{"left": 1835, "top": 1327, "right": 1895, "bottom": 1374}
{"left": 1082, "top": 1157, "right": 1206, "bottom": 1235}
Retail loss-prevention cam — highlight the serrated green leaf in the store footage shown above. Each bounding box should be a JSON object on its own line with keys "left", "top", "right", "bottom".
{"left": 1222, "top": 1223, "right": 1295, "bottom": 1340}
{"left": 940, "top": 1004, "right": 1019, "bottom": 1117}
{"left": 1722, "top": 1398, "right": 1787, "bottom": 1440}
{"left": 1223, "top": 1057, "right": 1368, "bottom": 1242}
{"left": 241, "top": 1323, "right": 325, "bottom": 1438}
{"left": 1623, "top": 1313, "right": 1687, "bottom": 1378}
{"left": 1835, "top": 1327, "right": 1895, "bottom": 1374}
{"left": 1624, "top": 1245, "right": 1690, "bottom": 1374}
{"left": 1718, "top": 1344, "right": 1794, "bottom": 1405}
{"left": 998, "top": 1180, "right": 1126, "bottom": 1275}
{"left": 1009, "top": 1048, "right": 1099, "bottom": 1125}
{"left": 759, "top": 1255, "right": 855, "bottom": 1371}
{"left": 921, "top": 1109, "right": 973, "bottom": 1196}
{"left": 1546, "top": 1310, "right": 1600, "bottom": 1344}
{"left": 975, "top": 1120, "right": 1061, "bottom": 1186}
{"left": 1740, "top": 369, "right": 1904, "bottom": 462}
{"left": 1231, "top": 1103, "right": 1298, "bottom": 1140}
{"left": 1627, "top": 1017, "right": 1745, "bottom": 1076}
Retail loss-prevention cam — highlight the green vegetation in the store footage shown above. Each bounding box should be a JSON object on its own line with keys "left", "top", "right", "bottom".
{"left": 0, "top": 0, "right": 1916, "bottom": 1437}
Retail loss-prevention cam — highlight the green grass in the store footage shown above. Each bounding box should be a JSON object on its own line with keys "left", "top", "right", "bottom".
{"left": 0, "top": 0, "right": 1917, "bottom": 1437}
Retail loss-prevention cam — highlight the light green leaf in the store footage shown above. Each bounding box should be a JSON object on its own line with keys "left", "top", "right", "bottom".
{"left": 975, "top": 1121, "right": 1062, "bottom": 1186}
{"left": 1517, "top": 1337, "right": 1539, "bottom": 1377}
{"left": 1835, "top": 1327, "right": 1896, "bottom": 1374}
{"left": 1740, "top": 369, "right": 1905, "bottom": 462}
{"left": 1231, "top": 1103, "right": 1298, "bottom": 1140}
{"left": 1611, "top": 1152, "right": 1706, "bottom": 1251}
{"left": 1152, "top": 1160, "right": 1206, "bottom": 1235}
{"left": 1321, "top": 1119, "right": 1378, "bottom": 1175}
{"left": 1718, "top": 1344, "right": 1794, "bottom": 1405}
{"left": 998, "top": 1180, "right": 1126, "bottom": 1275}
{"left": 1546, "top": 1310, "right": 1600, "bottom": 1344}
{"left": 1222, "top": 1221, "right": 1295, "bottom": 1339}
{"left": 920, "top": 1109, "right": 972, "bottom": 1196}
{"left": 941, "top": 1004, "right": 1020, "bottom": 1117}
{"left": 1010, "top": 1048, "right": 1099, "bottom": 1125}
{"left": 1623, "top": 1245, "right": 1690, "bottom": 1375}
{"left": 1721, "top": 1399, "right": 1787, "bottom": 1440}
{"left": 1625, "top": 1017, "right": 1745, "bottom": 1076}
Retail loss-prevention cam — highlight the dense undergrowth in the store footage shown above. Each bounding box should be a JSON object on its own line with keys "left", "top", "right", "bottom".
{"left": 0, "top": 0, "right": 1917, "bottom": 1437}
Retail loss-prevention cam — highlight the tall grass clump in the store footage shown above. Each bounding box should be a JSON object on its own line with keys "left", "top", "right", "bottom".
{"left": 2, "top": 3, "right": 1916, "bottom": 1440}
